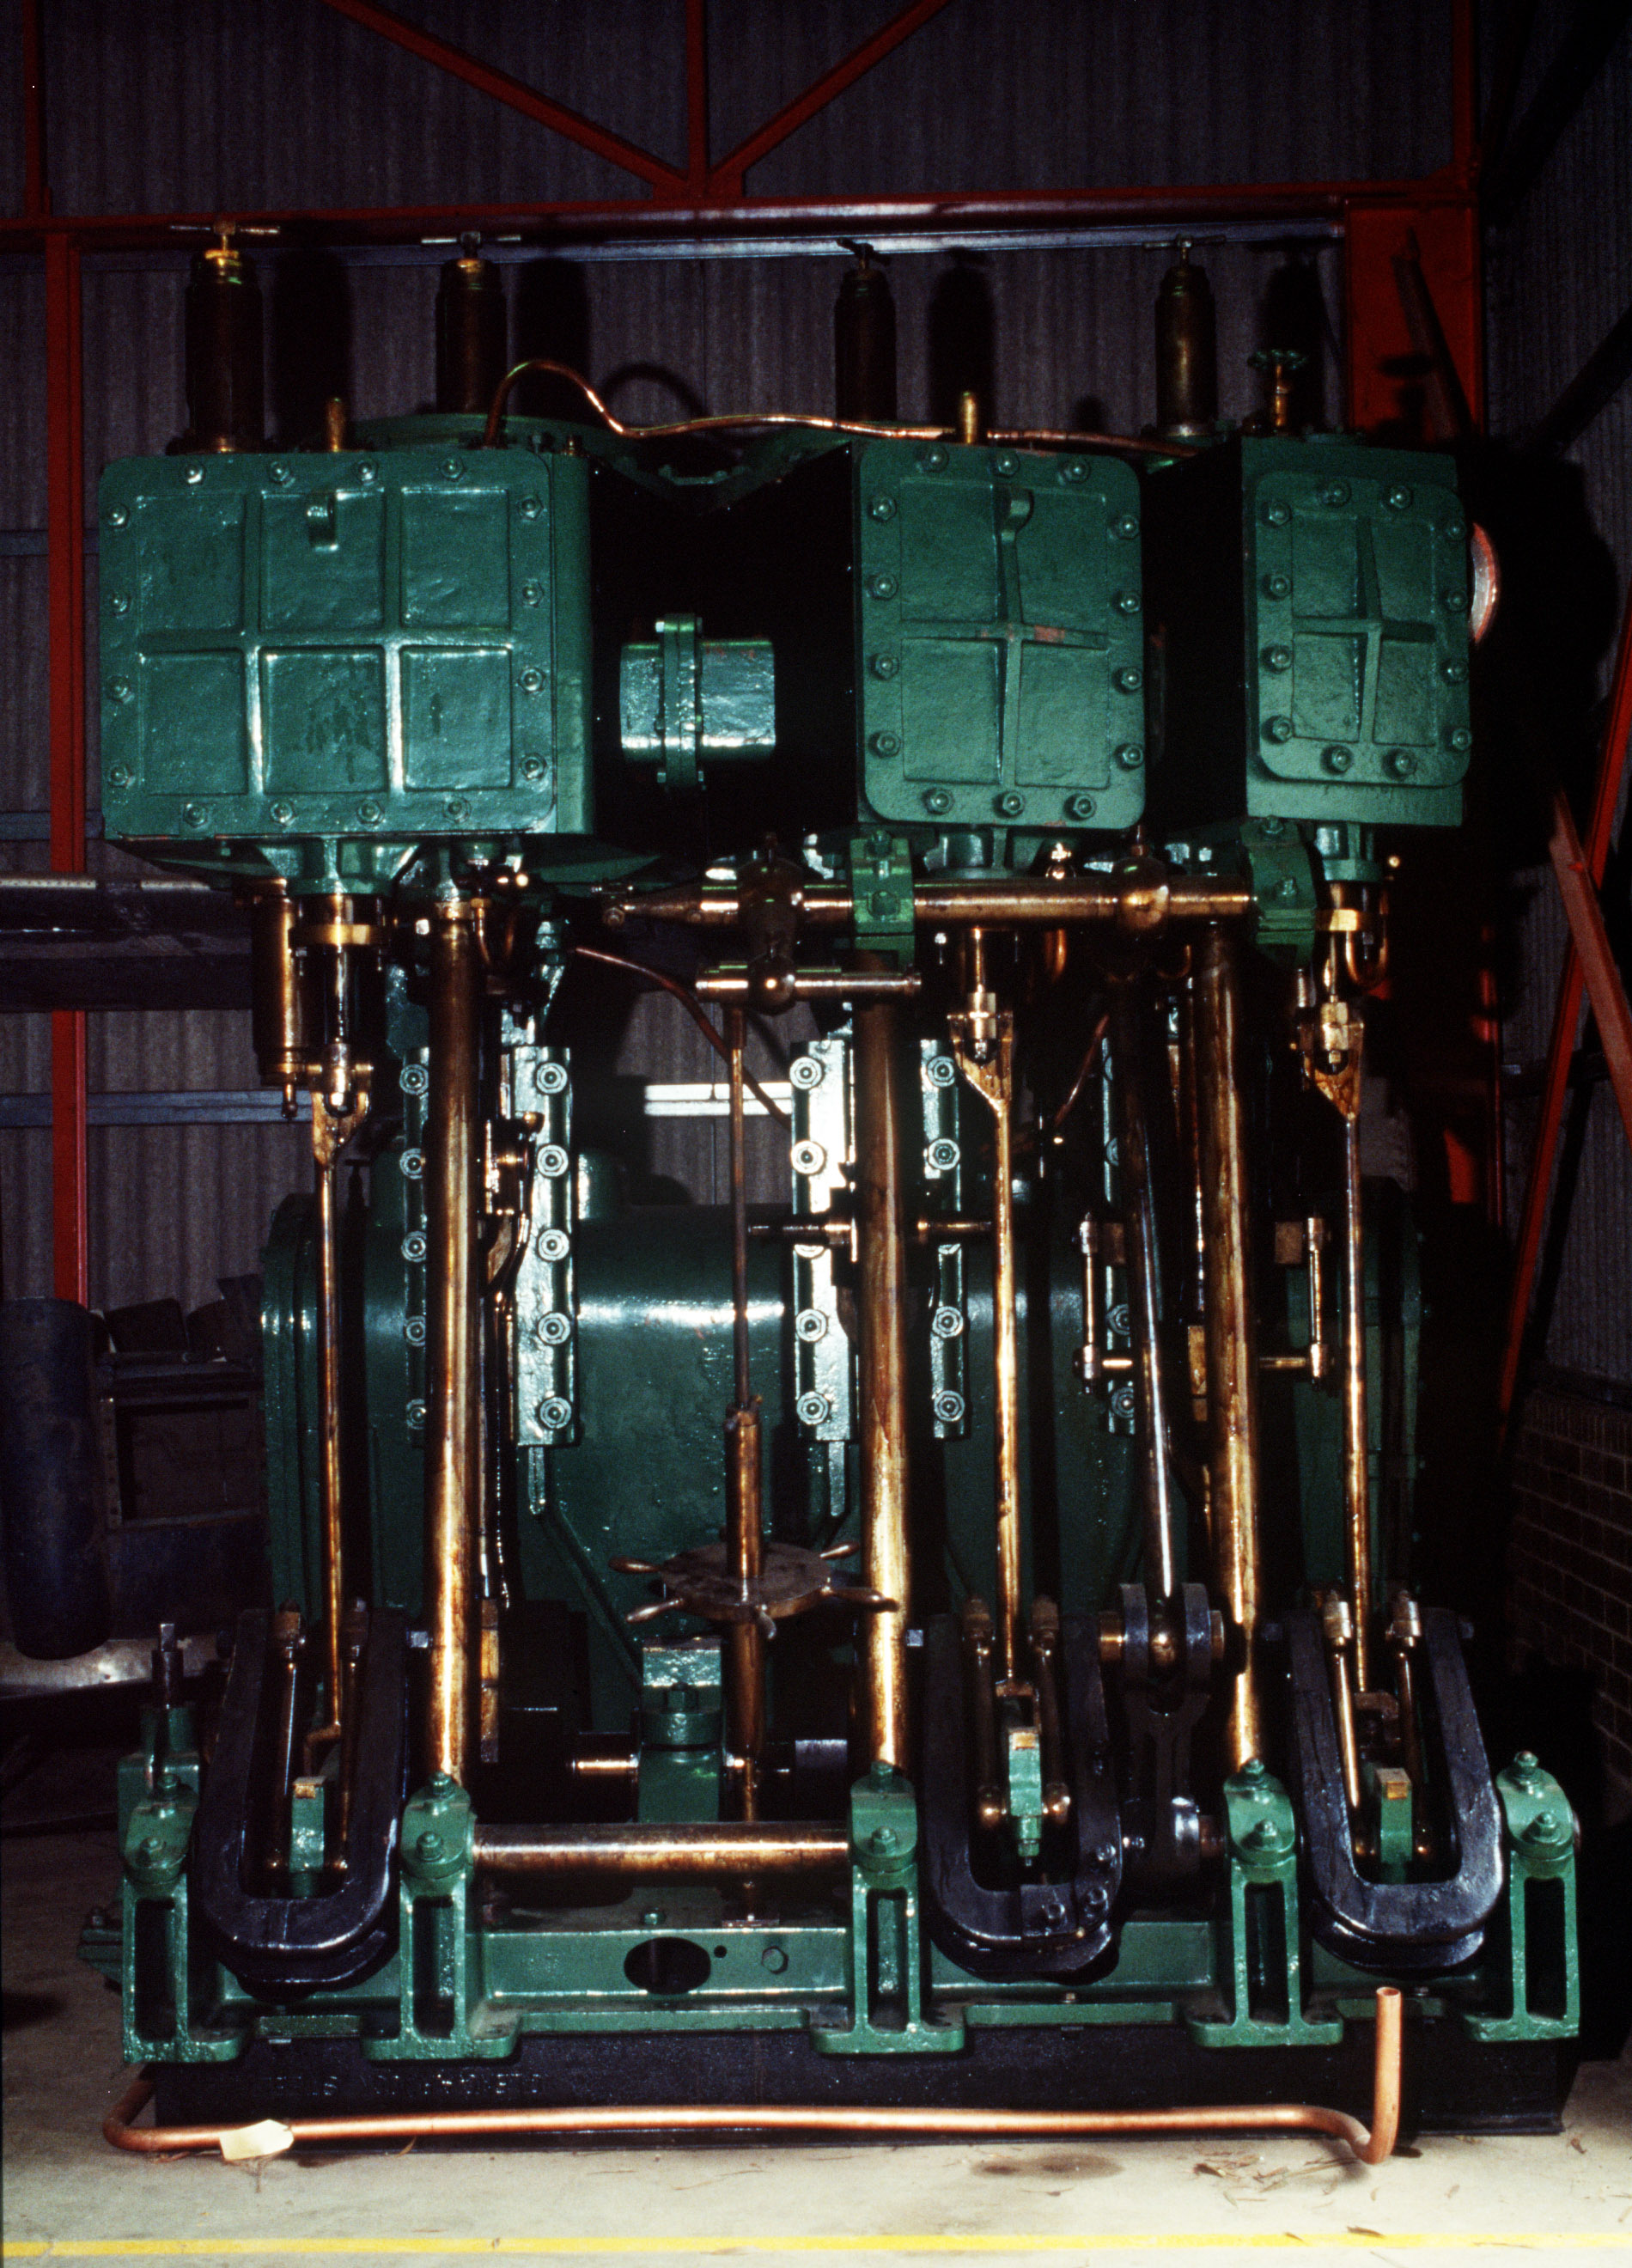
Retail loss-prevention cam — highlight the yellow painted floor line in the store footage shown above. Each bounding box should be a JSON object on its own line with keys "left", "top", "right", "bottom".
{"left": 5, "top": 2238, "right": 1630, "bottom": 2257}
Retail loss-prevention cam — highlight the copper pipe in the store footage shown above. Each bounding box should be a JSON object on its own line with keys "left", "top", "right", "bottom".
{"left": 854, "top": 961, "right": 912, "bottom": 1769}
{"left": 423, "top": 899, "right": 484, "bottom": 1785}
{"left": 952, "top": 1012, "right": 1022, "bottom": 1680}
{"left": 104, "top": 1987, "right": 1399, "bottom": 2161}
{"left": 726, "top": 1008, "right": 752, "bottom": 1411}
{"left": 1194, "top": 927, "right": 1264, "bottom": 1769}
{"left": 472, "top": 1821, "right": 847, "bottom": 1879}
{"left": 569, "top": 945, "right": 791, "bottom": 1126}
{"left": 1339, "top": 1105, "right": 1374, "bottom": 1692}
{"left": 1107, "top": 985, "right": 1178, "bottom": 1603}
{"left": 609, "top": 878, "right": 1252, "bottom": 932}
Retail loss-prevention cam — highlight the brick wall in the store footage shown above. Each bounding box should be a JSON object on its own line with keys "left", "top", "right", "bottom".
{"left": 1508, "top": 1381, "right": 1632, "bottom": 1802}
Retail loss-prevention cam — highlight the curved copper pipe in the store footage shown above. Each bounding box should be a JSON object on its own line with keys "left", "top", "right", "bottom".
{"left": 103, "top": 1990, "right": 1400, "bottom": 2165}
{"left": 569, "top": 945, "right": 791, "bottom": 1129}
{"left": 479, "top": 358, "right": 1186, "bottom": 459}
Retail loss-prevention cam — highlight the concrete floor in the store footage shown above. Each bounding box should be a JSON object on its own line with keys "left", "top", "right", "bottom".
{"left": 4, "top": 1755, "right": 1629, "bottom": 2268}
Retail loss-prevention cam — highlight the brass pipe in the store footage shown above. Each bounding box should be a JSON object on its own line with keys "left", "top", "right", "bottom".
{"left": 609, "top": 878, "right": 1253, "bottom": 932}
{"left": 854, "top": 961, "right": 912, "bottom": 1769}
{"left": 1107, "top": 985, "right": 1178, "bottom": 1604}
{"left": 1194, "top": 927, "right": 1264, "bottom": 1769}
{"left": 961, "top": 1597, "right": 1005, "bottom": 1830}
{"left": 248, "top": 883, "right": 309, "bottom": 1114}
{"left": 103, "top": 1986, "right": 1399, "bottom": 2161}
{"left": 726, "top": 1008, "right": 752, "bottom": 1411}
{"left": 952, "top": 1012, "right": 1022, "bottom": 1680}
{"left": 472, "top": 1821, "right": 847, "bottom": 1879}
{"left": 1320, "top": 1590, "right": 1366, "bottom": 1820}
{"left": 423, "top": 899, "right": 484, "bottom": 1786}
{"left": 1306, "top": 1211, "right": 1330, "bottom": 1383}
{"left": 1340, "top": 1105, "right": 1374, "bottom": 1692}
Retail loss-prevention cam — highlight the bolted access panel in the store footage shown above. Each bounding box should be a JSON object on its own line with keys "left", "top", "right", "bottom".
{"left": 853, "top": 440, "right": 1146, "bottom": 836}
{"left": 98, "top": 447, "right": 592, "bottom": 863}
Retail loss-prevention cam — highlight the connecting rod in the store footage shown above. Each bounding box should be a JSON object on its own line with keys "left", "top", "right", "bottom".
{"left": 854, "top": 959, "right": 912, "bottom": 1769}
{"left": 423, "top": 898, "right": 484, "bottom": 1785}
{"left": 1193, "top": 928, "right": 1264, "bottom": 1768}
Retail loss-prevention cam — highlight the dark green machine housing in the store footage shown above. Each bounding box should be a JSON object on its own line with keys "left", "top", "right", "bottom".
{"left": 84, "top": 402, "right": 1578, "bottom": 2142}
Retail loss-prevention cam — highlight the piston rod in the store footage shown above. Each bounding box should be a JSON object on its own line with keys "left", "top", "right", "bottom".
{"left": 854, "top": 960, "right": 912, "bottom": 1769}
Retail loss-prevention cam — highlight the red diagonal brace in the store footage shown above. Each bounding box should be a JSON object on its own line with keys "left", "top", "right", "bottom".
{"left": 1546, "top": 787, "right": 1632, "bottom": 1154}
{"left": 314, "top": 0, "right": 689, "bottom": 197}
{"left": 1498, "top": 582, "right": 1632, "bottom": 1424}
{"left": 709, "top": 0, "right": 955, "bottom": 198}
{"left": 46, "top": 230, "right": 88, "bottom": 1306}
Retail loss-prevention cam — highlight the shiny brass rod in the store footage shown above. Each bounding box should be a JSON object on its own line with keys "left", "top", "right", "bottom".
{"left": 313, "top": 1111, "right": 346, "bottom": 1735}
{"left": 104, "top": 1987, "right": 1399, "bottom": 2161}
{"left": 423, "top": 899, "right": 483, "bottom": 1786}
{"left": 1341, "top": 1109, "right": 1374, "bottom": 1692}
{"left": 1194, "top": 929, "right": 1264, "bottom": 1769}
{"left": 608, "top": 879, "right": 1254, "bottom": 930}
{"left": 726, "top": 1007, "right": 752, "bottom": 1411}
{"left": 988, "top": 1035, "right": 1023, "bottom": 1682}
{"left": 1108, "top": 985, "right": 1178, "bottom": 1603}
{"left": 854, "top": 962, "right": 912, "bottom": 1769}
{"left": 472, "top": 1821, "right": 847, "bottom": 1878}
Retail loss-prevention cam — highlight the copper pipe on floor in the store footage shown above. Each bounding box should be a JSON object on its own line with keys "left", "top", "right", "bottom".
{"left": 423, "top": 897, "right": 484, "bottom": 1786}
{"left": 103, "top": 1986, "right": 1400, "bottom": 2161}
{"left": 1194, "top": 926, "right": 1264, "bottom": 1770}
{"left": 854, "top": 958, "right": 912, "bottom": 1770}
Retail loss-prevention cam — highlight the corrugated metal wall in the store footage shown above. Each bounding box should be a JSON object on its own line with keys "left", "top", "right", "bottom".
{"left": 1, "top": 0, "right": 1544, "bottom": 1329}
{"left": 1485, "top": 4, "right": 1632, "bottom": 1388}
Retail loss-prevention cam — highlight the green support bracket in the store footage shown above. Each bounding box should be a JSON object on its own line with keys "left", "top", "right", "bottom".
{"left": 1461, "top": 1754, "right": 1580, "bottom": 2043}
{"left": 848, "top": 832, "right": 915, "bottom": 964}
{"left": 1239, "top": 820, "right": 1318, "bottom": 966}
{"left": 119, "top": 1713, "right": 240, "bottom": 2064}
{"left": 1188, "top": 1762, "right": 1342, "bottom": 2046}
{"left": 637, "top": 1640, "right": 725, "bottom": 1825}
{"left": 813, "top": 1765, "right": 964, "bottom": 2054}
{"left": 372, "top": 1776, "right": 515, "bottom": 2061}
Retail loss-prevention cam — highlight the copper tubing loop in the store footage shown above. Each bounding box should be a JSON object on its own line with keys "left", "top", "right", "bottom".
{"left": 472, "top": 1822, "right": 847, "bottom": 1879}
{"left": 104, "top": 1988, "right": 1399, "bottom": 2161}
{"left": 423, "top": 899, "right": 484, "bottom": 1785}
{"left": 608, "top": 877, "right": 1252, "bottom": 932}
{"left": 854, "top": 962, "right": 913, "bottom": 1769}
{"left": 1193, "top": 931, "right": 1264, "bottom": 1770}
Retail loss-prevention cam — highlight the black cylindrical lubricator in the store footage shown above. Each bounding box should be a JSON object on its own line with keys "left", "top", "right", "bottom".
{"left": 835, "top": 246, "right": 898, "bottom": 423}
{"left": 0, "top": 1299, "right": 111, "bottom": 1660}
{"left": 1154, "top": 240, "right": 1217, "bottom": 441}
{"left": 185, "top": 241, "right": 264, "bottom": 452}
{"left": 436, "top": 250, "right": 508, "bottom": 417}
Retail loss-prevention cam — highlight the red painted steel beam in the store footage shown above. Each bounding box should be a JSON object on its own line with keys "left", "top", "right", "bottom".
{"left": 1344, "top": 198, "right": 1483, "bottom": 437}
{"left": 1498, "top": 583, "right": 1632, "bottom": 1424}
{"left": 708, "top": 0, "right": 955, "bottom": 197}
{"left": 311, "top": 0, "right": 689, "bottom": 198}
{"left": 1546, "top": 787, "right": 1632, "bottom": 1154}
{"left": 21, "top": 0, "right": 48, "bottom": 217}
{"left": 46, "top": 232, "right": 88, "bottom": 1305}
